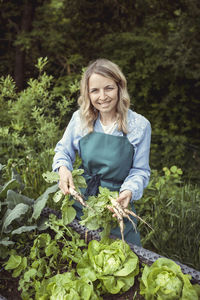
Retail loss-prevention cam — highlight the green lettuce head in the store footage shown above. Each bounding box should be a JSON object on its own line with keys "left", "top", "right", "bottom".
{"left": 140, "top": 257, "right": 199, "bottom": 300}
{"left": 35, "top": 271, "right": 101, "bottom": 300}
{"left": 77, "top": 239, "right": 139, "bottom": 295}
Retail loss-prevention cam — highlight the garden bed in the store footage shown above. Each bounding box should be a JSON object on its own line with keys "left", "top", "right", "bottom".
{"left": 43, "top": 208, "right": 200, "bottom": 284}
{"left": 1, "top": 213, "right": 199, "bottom": 300}
{"left": 69, "top": 218, "right": 200, "bottom": 283}
{"left": 0, "top": 269, "right": 144, "bottom": 300}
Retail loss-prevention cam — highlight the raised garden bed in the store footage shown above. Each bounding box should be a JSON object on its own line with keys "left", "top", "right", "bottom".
{"left": 69, "top": 218, "right": 200, "bottom": 284}
{"left": 0, "top": 269, "right": 143, "bottom": 300}
{"left": 1, "top": 210, "right": 200, "bottom": 300}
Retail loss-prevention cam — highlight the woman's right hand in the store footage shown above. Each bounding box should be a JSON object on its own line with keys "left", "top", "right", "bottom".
{"left": 58, "top": 166, "right": 75, "bottom": 195}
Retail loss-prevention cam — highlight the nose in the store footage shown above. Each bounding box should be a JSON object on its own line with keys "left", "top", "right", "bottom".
{"left": 99, "top": 89, "right": 106, "bottom": 100}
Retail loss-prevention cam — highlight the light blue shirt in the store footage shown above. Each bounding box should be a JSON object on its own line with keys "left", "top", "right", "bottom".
{"left": 52, "top": 109, "right": 151, "bottom": 201}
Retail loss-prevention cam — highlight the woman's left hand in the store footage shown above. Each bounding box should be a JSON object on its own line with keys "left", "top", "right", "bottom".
{"left": 116, "top": 190, "right": 132, "bottom": 209}
{"left": 107, "top": 190, "right": 132, "bottom": 217}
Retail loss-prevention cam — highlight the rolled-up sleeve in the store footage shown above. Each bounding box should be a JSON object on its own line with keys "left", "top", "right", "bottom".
{"left": 120, "top": 114, "right": 151, "bottom": 201}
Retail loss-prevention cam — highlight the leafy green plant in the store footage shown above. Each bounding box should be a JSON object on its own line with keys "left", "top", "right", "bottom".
{"left": 4, "top": 252, "right": 27, "bottom": 278}
{"left": 80, "top": 186, "right": 119, "bottom": 239}
{"left": 0, "top": 57, "right": 79, "bottom": 198}
{"left": 77, "top": 238, "right": 139, "bottom": 295}
{"left": 34, "top": 270, "right": 101, "bottom": 300}
{"left": 4, "top": 214, "right": 88, "bottom": 300}
{"left": 0, "top": 157, "right": 88, "bottom": 262}
{"left": 1, "top": 161, "right": 200, "bottom": 299}
{"left": 42, "top": 168, "right": 87, "bottom": 225}
{"left": 135, "top": 166, "right": 200, "bottom": 270}
{"left": 0, "top": 167, "right": 36, "bottom": 259}
{"left": 140, "top": 257, "right": 200, "bottom": 299}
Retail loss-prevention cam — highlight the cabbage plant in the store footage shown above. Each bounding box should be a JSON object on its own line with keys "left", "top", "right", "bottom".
{"left": 140, "top": 257, "right": 199, "bottom": 299}
{"left": 76, "top": 239, "right": 139, "bottom": 294}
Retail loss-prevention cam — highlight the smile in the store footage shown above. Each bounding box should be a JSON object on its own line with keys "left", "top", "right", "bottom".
{"left": 98, "top": 100, "right": 111, "bottom": 105}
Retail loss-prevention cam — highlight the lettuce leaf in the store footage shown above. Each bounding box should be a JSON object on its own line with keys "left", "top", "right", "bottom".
{"left": 140, "top": 257, "right": 199, "bottom": 300}
{"left": 77, "top": 238, "right": 139, "bottom": 295}
{"left": 35, "top": 271, "right": 101, "bottom": 300}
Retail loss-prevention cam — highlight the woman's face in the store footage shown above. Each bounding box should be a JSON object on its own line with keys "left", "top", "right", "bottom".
{"left": 88, "top": 73, "right": 118, "bottom": 115}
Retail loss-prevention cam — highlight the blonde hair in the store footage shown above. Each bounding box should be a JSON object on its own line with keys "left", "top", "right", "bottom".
{"left": 78, "top": 58, "right": 130, "bottom": 133}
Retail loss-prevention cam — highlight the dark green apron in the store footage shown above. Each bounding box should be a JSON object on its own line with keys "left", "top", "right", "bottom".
{"left": 74, "top": 131, "right": 141, "bottom": 246}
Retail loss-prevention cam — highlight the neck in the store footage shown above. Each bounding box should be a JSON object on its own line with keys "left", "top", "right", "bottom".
{"left": 100, "top": 112, "right": 117, "bottom": 126}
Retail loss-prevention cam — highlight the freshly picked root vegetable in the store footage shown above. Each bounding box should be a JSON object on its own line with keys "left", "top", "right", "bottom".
{"left": 107, "top": 204, "right": 125, "bottom": 243}
{"left": 69, "top": 187, "right": 94, "bottom": 211}
{"left": 80, "top": 187, "right": 152, "bottom": 242}
{"left": 108, "top": 197, "right": 153, "bottom": 243}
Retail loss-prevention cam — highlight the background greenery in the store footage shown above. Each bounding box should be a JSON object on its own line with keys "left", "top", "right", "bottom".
{"left": 1, "top": 0, "right": 199, "bottom": 182}
{"left": 0, "top": 0, "right": 200, "bottom": 270}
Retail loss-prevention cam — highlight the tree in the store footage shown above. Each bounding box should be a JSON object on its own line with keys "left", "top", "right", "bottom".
{"left": 0, "top": 0, "right": 199, "bottom": 179}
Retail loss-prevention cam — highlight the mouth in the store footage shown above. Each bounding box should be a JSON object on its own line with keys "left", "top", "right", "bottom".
{"left": 98, "top": 100, "right": 111, "bottom": 105}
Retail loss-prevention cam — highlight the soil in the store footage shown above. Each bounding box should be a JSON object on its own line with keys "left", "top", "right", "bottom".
{"left": 0, "top": 270, "right": 21, "bottom": 300}
{"left": 0, "top": 269, "right": 144, "bottom": 300}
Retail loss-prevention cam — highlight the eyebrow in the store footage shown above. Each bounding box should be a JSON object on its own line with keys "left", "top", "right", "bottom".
{"left": 89, "top": 84, "right": 116, "bottom": 90}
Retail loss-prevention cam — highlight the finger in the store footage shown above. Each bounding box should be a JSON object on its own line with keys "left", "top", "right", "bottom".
{"left": 117, "top": 196, "right": 127, "bottom": 206}
{"left": 107, "top": 205, "right": 113, "bottom": 212}
{"left": 59, "top": 180, "right": 70, "bottom": 195}
{"left": 68, "top": 177, "right": 75, "bottom": 190}
{"left": 59, "top": 186, "right": 66, "bottom": 195}
{"left": 117, "top": 197, "right": 126, "bottom": 205}
{"left": 118, "top": 195, "right": 130, "bottom": 207}
{"left": 107, "top": 205, "right": 117, "bottom": 218}
{"left": 65, "top": 182, "right": 71, "bottom": 194}
{"left": 61, "top": 188, "right": 65, "bottom": 195}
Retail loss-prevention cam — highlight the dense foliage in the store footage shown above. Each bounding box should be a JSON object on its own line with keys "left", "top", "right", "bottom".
{"left": 0, "top": 58, "right": 79, "bottom": 198}
{"left": 1, "top": 167, "right": 200, "bottom": 299}
{"left": 135, "top": 166, "right": 200, "bottom": 270}
{"left": 80, "top": 187, "right": 119, "bottom": 238}
{"left": 0, "top": 1, "right": 200, "bottom": 298}
{"left": 0, "top": 57, "right": 199, "bottom": 272}
{"left": 0, "top": 0, "right": 200, "bottom": 181}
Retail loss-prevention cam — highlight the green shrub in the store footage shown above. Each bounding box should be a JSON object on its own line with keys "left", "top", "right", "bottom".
{"left": 135, "top": 166, "right": 200, "bottom": 270}
{"left": 0, "top": 57, "right": 79, "bottom": 197}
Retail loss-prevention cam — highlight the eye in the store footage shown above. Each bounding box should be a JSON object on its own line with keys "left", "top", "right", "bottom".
{"left": 105, "top": 86, "right": 114, "bottom": 91}
{"left": 90, "top": 89, "right": 98, "bottom": 93}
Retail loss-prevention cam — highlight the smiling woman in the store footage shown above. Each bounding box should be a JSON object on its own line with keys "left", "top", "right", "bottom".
{"left": 88, "top": 73, "right": 118, "bottom": 122}
{"left": 78, "top": 59, "right": 130, "bottom": 134}
{"left": 52, "top": 58, "right": 151, "bottom": 246}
